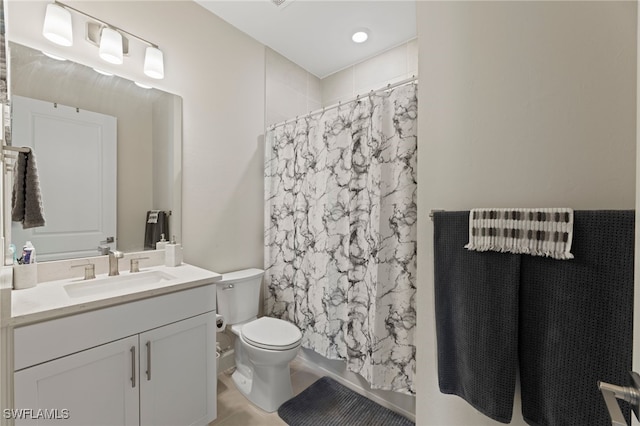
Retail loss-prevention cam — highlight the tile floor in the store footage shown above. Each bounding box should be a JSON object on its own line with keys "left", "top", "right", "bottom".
{"left": 210, "top": 357, "right": 322, "bottom": 425}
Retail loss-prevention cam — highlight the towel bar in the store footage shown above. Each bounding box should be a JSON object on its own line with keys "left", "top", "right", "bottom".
{"left": 599, "top": 371, "right": 640, "bottom": 426}
{"left": 1, "top": 145, "right": 31, "bottom": 168}
{"left": 429, "top": 209, "right": 445, "bottom": 220}
{"left": 2, "top": 146, "right": 30, "bottom": 153}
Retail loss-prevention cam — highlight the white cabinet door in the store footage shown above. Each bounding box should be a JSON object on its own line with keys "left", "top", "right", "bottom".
{"left": 139, "top": 312, "right": 216, "bottom": 426}
{"left": 14, "top": 336, "right": 139, "bottom": 426}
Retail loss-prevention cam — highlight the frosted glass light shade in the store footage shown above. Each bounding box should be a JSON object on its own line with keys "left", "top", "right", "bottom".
{"left": 99, "top": 28, "right": 123, "bottom": 65}
{"left": 144, "top": 47, "right": 164, "bottom": 79}
{"left": 42, "top": 4, "right": 73, "bottom": 47}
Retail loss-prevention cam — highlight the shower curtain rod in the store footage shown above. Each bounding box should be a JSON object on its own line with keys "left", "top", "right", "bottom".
{"left": 268, "top": 75, "right": 418, "bottom": 131}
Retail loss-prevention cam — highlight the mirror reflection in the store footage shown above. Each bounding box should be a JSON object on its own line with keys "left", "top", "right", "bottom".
{"left": 8, "top": 42, "right": 182, "bottom": 262}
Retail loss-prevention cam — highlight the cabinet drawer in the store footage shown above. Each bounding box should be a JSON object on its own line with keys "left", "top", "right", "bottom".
{"left": 14, "top": 284, "right": 216, "bottom": 370}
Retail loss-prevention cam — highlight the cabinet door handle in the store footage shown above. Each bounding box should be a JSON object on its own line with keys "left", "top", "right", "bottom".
{"left": 130, "top": 346, "right": 136, "bottom": 388}
{"left": 146, "top": 341, "right": 151, "bottom": 381}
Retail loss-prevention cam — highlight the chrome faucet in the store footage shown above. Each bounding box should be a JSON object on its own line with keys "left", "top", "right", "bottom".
{"left": 108, "top": 250, "right": 124, "bottom": 276}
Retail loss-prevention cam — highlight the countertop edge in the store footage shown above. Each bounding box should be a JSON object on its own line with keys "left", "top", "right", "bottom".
{"left": 9, "top": 271, "right": 221, "bottom": 328}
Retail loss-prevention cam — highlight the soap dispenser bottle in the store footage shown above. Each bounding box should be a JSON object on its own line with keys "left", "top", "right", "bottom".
{"left": 165, "top": 235, "right": 183, "bottom": 267}
{"left": 156, "top": 234, "right": 168, "bottom": 250}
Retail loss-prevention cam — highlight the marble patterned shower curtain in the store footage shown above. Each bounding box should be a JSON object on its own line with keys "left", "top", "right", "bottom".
{"left": 264, "top": 83, "right": 417, "bottom": 395}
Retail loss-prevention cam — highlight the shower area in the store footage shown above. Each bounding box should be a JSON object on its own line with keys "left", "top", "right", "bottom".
{"left": 262, "top": 44, "right": 418, "bottom": 415}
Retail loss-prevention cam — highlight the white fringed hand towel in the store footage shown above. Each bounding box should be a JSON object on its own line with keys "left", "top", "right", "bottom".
{"left": 464, "top": 208, "right": 574, "bottom": 260}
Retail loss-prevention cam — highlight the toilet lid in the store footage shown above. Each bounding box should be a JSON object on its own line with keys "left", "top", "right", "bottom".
{"left": 241, "top": 317, "right": 302, "bottom": 351}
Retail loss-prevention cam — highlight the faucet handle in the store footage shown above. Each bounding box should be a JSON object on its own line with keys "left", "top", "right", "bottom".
{"left": 130, "top": 257, "right": 150, "bottom": 273}
{"left": 71, "top": 263, "right": 96, "bottom": 280}
{"left": 109, "top": 249, "right": 124, "bottom": 258}
{"left": 97, "top": 237, "right": 115, "bottom": 255}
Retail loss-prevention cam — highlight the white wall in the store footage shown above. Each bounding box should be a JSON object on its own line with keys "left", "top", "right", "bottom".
{"left": 266, "top": 40, "right": 418, "bottom": 127}
{"left": 416, "top": 2, "right": 636, "bottom": 425}
{"left": 152, "top": 93, "right": 174, "bottom": 214}
{"left": 322, "top": 39, "right": 418, "bottom": 106}
{"left": 266, "top": 48, "right": 321, "bottom": 127}
{"left": 6, "top": 0, "right": 266, "bottom": 273}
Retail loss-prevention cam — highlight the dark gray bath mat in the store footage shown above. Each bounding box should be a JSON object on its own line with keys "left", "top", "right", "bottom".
{"left": 277, "top": 377, "right": 414, "bottom": 426}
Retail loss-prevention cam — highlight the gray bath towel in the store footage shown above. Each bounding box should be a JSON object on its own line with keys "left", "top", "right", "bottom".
{"left": 11, "top": 150, "right": 45, "bottom": 229}
{"left": 434, "top": 210, "right": 634, "bottom": 425}
{"left": 434, "top": 211, "right": 521, "bottom": 423}
{"left": 519, "top": 210, "right": 634, "bottom": 426}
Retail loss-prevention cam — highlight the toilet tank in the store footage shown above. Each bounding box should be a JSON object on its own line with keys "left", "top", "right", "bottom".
{"left": 216, "top": 268, "right": 264, "bottom": 325}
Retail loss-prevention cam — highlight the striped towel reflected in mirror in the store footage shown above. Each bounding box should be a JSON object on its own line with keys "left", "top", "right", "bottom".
{"left": 464, "top": 208, "right": 574, "bottom": 260}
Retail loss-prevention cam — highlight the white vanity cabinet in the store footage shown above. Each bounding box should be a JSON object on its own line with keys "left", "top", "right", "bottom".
{"left": 12, "top": 283, "right": 217, "bottom": 426}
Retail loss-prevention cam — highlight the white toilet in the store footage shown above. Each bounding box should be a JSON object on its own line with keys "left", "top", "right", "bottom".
{"left": 216, "top": 268, "right": 302, "bottom": 412}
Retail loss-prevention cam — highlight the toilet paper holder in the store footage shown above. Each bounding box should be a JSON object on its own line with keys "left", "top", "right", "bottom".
{"left": 215, "top": 314, "right": 226, "bottom": 332}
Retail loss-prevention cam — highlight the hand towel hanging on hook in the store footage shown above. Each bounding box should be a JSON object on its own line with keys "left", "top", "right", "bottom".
{"left": 8, "top": 146, "right": 46, "bottom": 229}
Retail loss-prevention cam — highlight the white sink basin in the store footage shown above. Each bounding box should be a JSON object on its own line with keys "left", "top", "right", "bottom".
{"left": 64, "top": 270, "right": 176, "bottom": 299}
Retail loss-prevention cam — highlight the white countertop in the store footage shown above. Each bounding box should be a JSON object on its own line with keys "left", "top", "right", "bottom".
{"left": 10, "top": 263, "right": 221, "bottom": 327}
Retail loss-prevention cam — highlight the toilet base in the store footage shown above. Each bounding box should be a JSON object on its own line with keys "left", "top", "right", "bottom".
{"left": 232, "top": 360, "right": 294, "bottom": 413}
{"left": 230, "top": 335, "right": 300, "bottom": 413}
{"left": 231, "top": 368, "right": 252, "bottom": 398}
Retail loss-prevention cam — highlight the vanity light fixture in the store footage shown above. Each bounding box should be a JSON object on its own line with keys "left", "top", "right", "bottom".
{"left": 351, "top": 29, "right": 369, "bottom": 44}
{"left": 42, "top": 1, "right": 165, "bottom": 79}
{"left": 42, "top": 3, "right": 73, "bottom": 46}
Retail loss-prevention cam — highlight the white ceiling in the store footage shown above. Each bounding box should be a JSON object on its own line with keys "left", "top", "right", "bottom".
{"left": 195, "top": 0, "right": 417, "bottom": 79}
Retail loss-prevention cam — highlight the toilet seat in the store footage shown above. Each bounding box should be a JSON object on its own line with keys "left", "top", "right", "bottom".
{"left": 241, "top": 317, "right": 302, "bottom": 351}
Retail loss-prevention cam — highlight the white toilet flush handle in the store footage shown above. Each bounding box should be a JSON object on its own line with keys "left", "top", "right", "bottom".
{"left": 222, "top": 283, "right": 234, "bottom": 290}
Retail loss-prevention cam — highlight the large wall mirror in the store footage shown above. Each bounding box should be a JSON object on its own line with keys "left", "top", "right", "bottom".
{"left": 6, "top": 42, "right": 182, "bottom": 262}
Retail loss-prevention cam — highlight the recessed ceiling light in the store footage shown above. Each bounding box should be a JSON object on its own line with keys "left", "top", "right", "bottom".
{"left": 352, "top": 29, "right": 369, "bottom": 43}
{"left": 41, "top": 51, "right": 66, "bottom": 61}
